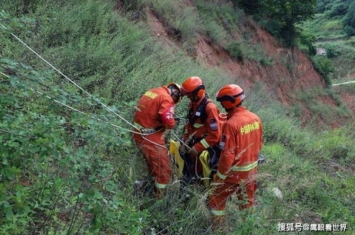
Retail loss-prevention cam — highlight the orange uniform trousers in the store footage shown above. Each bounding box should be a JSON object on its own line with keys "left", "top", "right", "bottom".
{"left": 133, "top": 130, "right": 172, "bottom": 189}
{"left": 209, "top": 168, "right": 257, "bottom": 213}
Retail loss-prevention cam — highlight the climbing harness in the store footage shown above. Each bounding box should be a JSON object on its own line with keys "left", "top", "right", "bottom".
{"left": 133, "top": 122, "right": 163, "bottom": 135}
{"left": 187, "top": 96, "right": 211, "bottom": 128}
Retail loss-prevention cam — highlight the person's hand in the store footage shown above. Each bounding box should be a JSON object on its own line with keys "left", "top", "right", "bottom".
{"left": 213, "top": 174, "right": 221, "bottom": 183}
{"left": 188, "top": 146, "right": 198, "bottom": 156}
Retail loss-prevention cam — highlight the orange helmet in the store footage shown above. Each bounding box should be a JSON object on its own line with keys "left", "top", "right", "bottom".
{"left": 167, "top": 82, "right": 182, "bottom": 103}
{"left": 216, "top": 84, "right": 245, "bottom": 109}
{"left": 181, "top": 76, "right": 205, "bottom": 98}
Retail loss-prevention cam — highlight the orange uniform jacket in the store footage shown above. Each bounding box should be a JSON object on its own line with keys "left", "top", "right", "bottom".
{"left": 133, "top": 86, "right": 175, "bottom": 191}
{"left": 216, "top": 106, "right": 263, "bottom": 181}
{"left": 134, "top": 86, "right": 175, "bottom": 134}
{"left": 183, "top": 97, "right": 222, "bottom": 153}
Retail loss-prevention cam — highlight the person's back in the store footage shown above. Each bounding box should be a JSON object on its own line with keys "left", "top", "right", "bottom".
{"left": 133, "top": 83, "right": 182, "bottom": 199}
{"left": 134, "top": 86, "right": 175, "bottom": 131}
{"left": 226, "top": 106, "right": 262, "bottom": 167}
{"left": 209, "top": 84, "right": 263, "bottom": 231}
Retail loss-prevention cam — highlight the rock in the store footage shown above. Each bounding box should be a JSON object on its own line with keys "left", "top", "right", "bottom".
{"left": 271, "top": 187, "right": 283, "bottom": 199}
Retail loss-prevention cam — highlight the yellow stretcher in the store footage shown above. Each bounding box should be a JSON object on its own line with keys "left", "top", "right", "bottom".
{"left": 169, "top": 139, "right": 212, "bottom": 187}
{"left": 169, "top": 139, "right": 185, "bottom": 177}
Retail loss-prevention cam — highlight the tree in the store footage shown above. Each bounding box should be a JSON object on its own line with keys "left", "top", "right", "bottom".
{"left": 263, "top": 0, "right": 317, "bottom": 46}
{"left": 343, "top": 1, "right": 355, "bottom": 36}
{"left": 232, "top": 0, "right": 264, "bottom": 15}
{"left": 233, "top": 0, "right": 317, "bottom": 47}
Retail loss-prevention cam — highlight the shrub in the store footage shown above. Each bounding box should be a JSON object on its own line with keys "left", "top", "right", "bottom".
{"left": 226, "top": 42, "right": 244, "bottom": 61}
{"left": 324, "top": 43, "right": 341, "bottom": 58}
{"left": 311, "top": 55, "right": 335, "bottom": 86}
{"left": 343, "top": 2, "right": 355, "bottom": 36}
{"left": 329, "top": 2, "right": 348, "bottom": 18}
{"left": 298, "top": 32, "right": 317, "bottom": 56}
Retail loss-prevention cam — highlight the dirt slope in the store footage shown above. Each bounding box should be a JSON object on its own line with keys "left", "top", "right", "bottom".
{"left": 128, "top": 3, "right": 354, "bottom": 128}
{"left": 192, "top": 16, "right": 341, "bottom": 127}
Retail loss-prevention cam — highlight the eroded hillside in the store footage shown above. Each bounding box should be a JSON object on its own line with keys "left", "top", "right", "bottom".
{"left": 115, "top": 0, "right": 354, "bottom": 129}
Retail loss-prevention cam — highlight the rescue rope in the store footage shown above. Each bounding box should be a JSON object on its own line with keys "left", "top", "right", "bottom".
{"left": 0, "top": 23, "right": 134, "bottom": 130}
{"left": 171, "top": 131, "right": 191, "bottom": 150}
{"left": 170, "top": 132, "right": 201, "bottom": 176}
{"left": 139, "top": 136, "right": 167, "bottom": 149}
{"left": 3, "top": 70, "right": 172, "bottom": 147}
{"left": 0, "top": 71, "right": 145, "bottom": 135}
{"left": 0, "top": 23, "right": 178, "bottom": 147}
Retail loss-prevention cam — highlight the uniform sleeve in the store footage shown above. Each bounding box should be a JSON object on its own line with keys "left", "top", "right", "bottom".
{"left": 159, "top": 98, "right": 176, "bottom": 129}
{"left": 216, "top": 122, "right": 236, "bottom": 180}
{"left": 193, "top": 103, "right": 221, "bottom": 153}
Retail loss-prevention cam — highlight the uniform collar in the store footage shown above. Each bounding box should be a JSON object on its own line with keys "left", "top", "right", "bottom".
{"left": 227, "top": 106, "right": 246, "bottom": 119}
{"left": 193, "top": 95, "right": 206, "bottom": 105}
{"left": 163, "top": 86, "right": 170, "bottom": 94}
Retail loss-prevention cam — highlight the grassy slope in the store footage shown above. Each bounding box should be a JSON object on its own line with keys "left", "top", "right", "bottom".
{"left": 0, "top": 0, "right": 354, "bottom": 234}
{"left": 301, "top": 8, "right": 355, "bottom": 130}
{"left": 302, "top": 13, "right": 355, "bottom": 80}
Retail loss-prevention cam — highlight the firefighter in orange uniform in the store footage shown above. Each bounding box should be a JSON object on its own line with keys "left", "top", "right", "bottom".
{"left": 133, "top": 83, "right": 182, "bottom": 199}
{"left": 208, "top": 84, "right": 263, "bottom": 231}
{"left": 180, "top": 76, "right": 222, "bottom": 184}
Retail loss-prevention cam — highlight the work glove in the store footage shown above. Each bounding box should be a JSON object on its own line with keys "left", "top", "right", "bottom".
{"left": 188, "top": 146, "right": 198, "bottom": 156}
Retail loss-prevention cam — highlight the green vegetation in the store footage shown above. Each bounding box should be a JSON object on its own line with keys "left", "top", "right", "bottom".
{"left": 233, "top": 0, "right": 317, "bottom": 47}
{"left": 344, "top": 1, "right": 355, "bottom": 37}
{"left": 315, "top": 0, "right": 355, "bottom": 37}
{"left": 1, "top": 0, "right": 354, "bottom": 234}
{"left": 311, "top": 56, "right": 335, "bottom": 86}
{"left": 301, "top": 0, "right": 355, "bottom": 81}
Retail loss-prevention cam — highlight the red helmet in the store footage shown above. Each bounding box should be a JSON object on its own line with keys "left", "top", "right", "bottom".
{"left": 181, "top": 76, "right": 205, "bottom": 99}
{"left": 216, "top": 84, "right": 245, "bottom": 109}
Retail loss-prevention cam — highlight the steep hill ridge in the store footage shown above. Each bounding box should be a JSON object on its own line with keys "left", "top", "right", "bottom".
{"left": 130, "top": 3, "right": 354, "bottom": 128}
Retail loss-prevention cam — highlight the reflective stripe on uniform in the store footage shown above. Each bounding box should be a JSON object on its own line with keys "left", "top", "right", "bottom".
{"left": 217, "top": 170, "right": 227, "bottom": 180}
{"left": 200, "top": 138, "right": 210, "bottom": 149}
{"left": 231, "top": 161, "right": 258, "bottom": 172}
{"left": 155, "top": 182, "right": 168, "bottom": 189}
{"left": 193, "top": 123, "right": 204, "bottom": 128}
{"left": 211, "top": 209, "right": 226, "bottom": 216}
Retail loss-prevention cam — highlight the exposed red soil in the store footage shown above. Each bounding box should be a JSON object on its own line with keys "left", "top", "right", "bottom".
{"left": 339, "top": 92, "right": 355, "bottom": 114}
{"left": 130, "top": 2, "right": 355, "bottom": 128}
{"left": 333, "top": 74, "right": 355, "bottom": 118}
{"left": 192, "top": 16, "right": 347, "bottom": 127}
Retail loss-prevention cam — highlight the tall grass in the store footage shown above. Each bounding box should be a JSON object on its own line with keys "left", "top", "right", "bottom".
{"left": 0, "top": 0, "right": 354, "bottom": 234}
